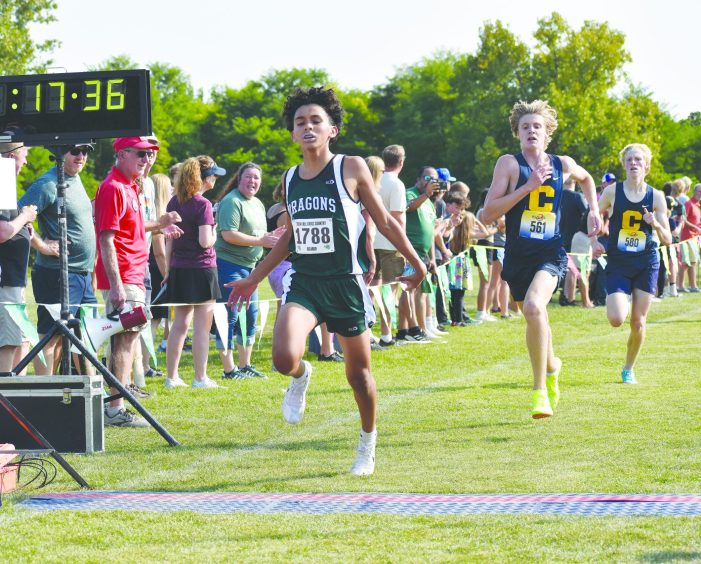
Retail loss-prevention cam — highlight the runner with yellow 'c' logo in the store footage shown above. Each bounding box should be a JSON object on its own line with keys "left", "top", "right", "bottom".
{"left": 617, "top": 209, "right": 646, "bottom": 252}
{"left": 520, "top": 184, "right": 557, "bottom": 240}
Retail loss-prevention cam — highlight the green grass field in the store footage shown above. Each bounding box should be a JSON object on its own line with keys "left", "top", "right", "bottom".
{"left": 1, "top": 282, "right": 701, "bottom": 562}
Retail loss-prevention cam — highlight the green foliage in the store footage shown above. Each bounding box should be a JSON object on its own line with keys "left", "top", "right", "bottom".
{"left": 447, "top": 21, "right": 531, "bottom": 188}
{"left": 659, "top": 112, "right": 701, "bottom": 186}
{"left": 0, "top": 0, "right": 58, "bottom": 75}
{"left": 148, "top": 62, "right": 208, "bottom": 171}
{"left": 201, "top": 68, "right": 336, "bottom": 205}
{"left": 16, "top": 146, "right": 53, "bottom": 197}
{"left": 369, "top": 53, "right": 460, "bottom": 187}
{"left": 8, "top": 9, "right": 701, "bottom": 202}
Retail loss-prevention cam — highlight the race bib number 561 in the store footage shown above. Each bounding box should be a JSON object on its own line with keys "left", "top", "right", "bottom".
{"left": 292, "top": 218, "right": 334, "bottom": 254}
{"left": 519, "top": 210, "right": 556, "bottom": 240}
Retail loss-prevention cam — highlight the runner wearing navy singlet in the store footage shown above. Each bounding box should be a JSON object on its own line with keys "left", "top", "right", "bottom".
{"left": 501, "top": 152, "right": 567, "bottom": 303}
{"left": 482, "top": 100, "right": 601, "bottom": 419}
{"left": 593, "top": 144, "right": 671, "bottom": 384}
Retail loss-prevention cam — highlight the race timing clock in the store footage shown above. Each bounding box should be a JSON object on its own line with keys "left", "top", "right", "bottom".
{"left": 0, "top": 69, "right": 152, "bottom": 143}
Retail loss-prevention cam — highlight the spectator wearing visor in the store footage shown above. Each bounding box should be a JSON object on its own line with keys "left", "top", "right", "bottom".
{"left": 19, "top": 143, "right": 97, "bottom": 374}
{"left": 0, "top": 142, "right": 36, "bottom": 373}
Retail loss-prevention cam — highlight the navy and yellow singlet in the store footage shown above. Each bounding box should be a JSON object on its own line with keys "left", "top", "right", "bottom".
{"left": 504, "top": 153, "right": 564, "bottom": 260}
{"left": 606, "top": 182, "right": 658, "bottom": 267}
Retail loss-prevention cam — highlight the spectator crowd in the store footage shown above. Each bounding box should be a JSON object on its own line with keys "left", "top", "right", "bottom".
{"left": 1, "top": 130, "right": 700, "bottom": 428}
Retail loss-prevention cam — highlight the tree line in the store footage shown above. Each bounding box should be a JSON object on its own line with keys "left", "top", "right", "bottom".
{"left": 4, "top": 2, "right": 701, "bottom": 206}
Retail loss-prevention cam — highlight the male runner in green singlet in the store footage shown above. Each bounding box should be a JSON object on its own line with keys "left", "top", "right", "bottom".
{"left": 227, "top": 87, "right": 426, "bottom": 476}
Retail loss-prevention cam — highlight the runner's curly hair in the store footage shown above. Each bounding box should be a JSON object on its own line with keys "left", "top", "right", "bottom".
{"left": 282, "top": 86, "right": 344, "bottom": 144}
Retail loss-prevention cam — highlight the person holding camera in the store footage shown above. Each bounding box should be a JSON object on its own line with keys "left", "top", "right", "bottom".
{"left": 400, "top": 167, "right": 441, "bottom": 341}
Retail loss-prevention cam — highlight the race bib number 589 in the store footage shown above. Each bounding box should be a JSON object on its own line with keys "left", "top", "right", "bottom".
{"left": 292, "top": 218, "right": 334, "bottom": 254}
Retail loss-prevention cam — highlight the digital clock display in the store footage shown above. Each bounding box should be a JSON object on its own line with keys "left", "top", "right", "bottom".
{"left": 0, "top": 69, "right": 152, "bottom": 143}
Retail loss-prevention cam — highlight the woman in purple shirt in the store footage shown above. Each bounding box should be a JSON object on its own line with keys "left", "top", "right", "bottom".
{"left": 163, "top": 155, "right": 225, "bottom": 389}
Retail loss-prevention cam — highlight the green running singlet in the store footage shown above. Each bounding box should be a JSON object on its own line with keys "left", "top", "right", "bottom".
{"left": 284, "top": 155, "right": 368, "bottom": 277}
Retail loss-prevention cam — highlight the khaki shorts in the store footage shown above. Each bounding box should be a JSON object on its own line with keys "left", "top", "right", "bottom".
{"left": 101, "top": 284, "right": 146, "bottom": 332}
{"left": 0, "top": 286, "right": 25, "bottom": 347}
{"left": 570, "top": 232, "right": 593, "bottom": 276}
{"left": 373, "top": 249, "right": 406, "bottom": 283}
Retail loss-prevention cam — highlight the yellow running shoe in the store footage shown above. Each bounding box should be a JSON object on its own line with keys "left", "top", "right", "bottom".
{"left": 546, "top": 358, "right": 562, "bottom": 410}
{"left": 531, "top": 389, "right": 553, "bottom": 419}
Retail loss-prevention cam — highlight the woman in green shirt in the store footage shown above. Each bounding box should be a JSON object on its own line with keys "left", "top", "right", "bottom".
{"left": 215, "top": 162, "right": 284, "bottom": 379}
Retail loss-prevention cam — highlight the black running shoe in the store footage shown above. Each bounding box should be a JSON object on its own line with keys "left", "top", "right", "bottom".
{"left": 318, "top": 351, "right": 344, "bottom": 362}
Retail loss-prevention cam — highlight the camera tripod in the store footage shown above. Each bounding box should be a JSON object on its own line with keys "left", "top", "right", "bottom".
{"left": 1, "top": 143, "right": 179, "bottom": 487}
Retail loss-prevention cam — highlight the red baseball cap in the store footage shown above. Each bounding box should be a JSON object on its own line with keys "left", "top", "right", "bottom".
{"left": 112, "top": 136, "right": 160, "bottom": 152}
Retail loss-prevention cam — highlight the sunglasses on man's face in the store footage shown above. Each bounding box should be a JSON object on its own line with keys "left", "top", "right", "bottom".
{"left": 69, "top": 148, "right": 90, "bottom": 156}
{"left": 124, "top": 149, "right": 155, "bottom": 159}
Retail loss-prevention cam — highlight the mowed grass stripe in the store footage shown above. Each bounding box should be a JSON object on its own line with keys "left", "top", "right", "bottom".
{"left": 103, "top": 298, "right": 701, "bottom": 492}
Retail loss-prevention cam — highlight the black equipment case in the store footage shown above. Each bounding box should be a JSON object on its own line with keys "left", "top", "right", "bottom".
{"left": 0, "top": 375, "right": 104, "bottom": 454}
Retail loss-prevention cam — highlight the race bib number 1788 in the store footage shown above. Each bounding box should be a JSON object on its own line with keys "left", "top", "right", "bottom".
{"left": 292, "top": 218, "right": 335, "bottom": 254}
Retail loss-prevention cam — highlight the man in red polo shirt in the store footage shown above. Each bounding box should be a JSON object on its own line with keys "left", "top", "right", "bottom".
{"left": 95, "top": 136, "right": 182, "bottom": 427}
{"left": 679, "top": 184, "right": 701, "bottom": 292}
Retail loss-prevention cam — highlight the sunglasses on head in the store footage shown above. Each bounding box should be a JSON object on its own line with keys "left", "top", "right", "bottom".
{"left": 124, "top": 149, "right": 155, "bottom": 159}
{"left": 69, "top": 147, "right": 90, "bottom": 156}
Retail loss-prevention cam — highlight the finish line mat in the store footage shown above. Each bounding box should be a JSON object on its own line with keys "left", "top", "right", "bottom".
{"left": 20, "top": 492, "right": 701, "bottom": 516}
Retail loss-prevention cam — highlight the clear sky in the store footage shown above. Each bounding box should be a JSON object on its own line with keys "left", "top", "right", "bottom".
{"left": 30, "top": 0, "right": 698, "bottom": 119}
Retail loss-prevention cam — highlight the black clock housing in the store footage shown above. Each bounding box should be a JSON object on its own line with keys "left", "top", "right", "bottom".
{"left": 0, "top": 69, "right": 152, "bottom": 144}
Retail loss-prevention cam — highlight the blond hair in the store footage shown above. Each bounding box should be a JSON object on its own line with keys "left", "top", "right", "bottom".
{"left": 174, "top": 155, "right": 215, "bottom": 203}
{"left": 272, "top": 182, "right": 284, "bottom": 203}
{"left": 151, "top": 173, "right": 173, "bottom": 218}
{"left": 169, "top": 162, "right": 182, "bottom": 185}
{"left": 670, "top": 179, "right": 686, "bottom": 198}
{"left": 679, "top": 176, "right": 692, "bottom": 190}
{"left": 365, "top": 156, "right": 384, "bottom": 187}
{"left": 509, "top": 100, "right": 558, "bottom": 149}
{"left": 618, "top": 143, "right": 652, "bottom": 168}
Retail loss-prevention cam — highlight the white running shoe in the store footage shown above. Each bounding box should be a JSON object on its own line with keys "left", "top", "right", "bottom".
{"left": 423, "top": 328, "right": 444, "bottom": 340}
{"left": 282, "top": 361, "right": 311, "bottom": 424}
{"left": 475, "top": 311, "right": 498, "bottom": 322}
{"left": 192, "top": 376, "right": 219, "bottom": 389}
{"left": 350, "top": 432, "right": 376, "bottom": 476}
{"left": 164, "top": 376, "right": 188, "bottom": 389}
{"left": 426, "top": 317, "right": 448, "bottom": 335}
